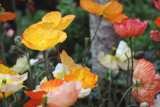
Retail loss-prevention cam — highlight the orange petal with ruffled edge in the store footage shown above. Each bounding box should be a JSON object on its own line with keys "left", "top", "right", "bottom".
{"left": 64, "top": 68, "right": 98, "bottom": 89}
{"left": 80, "top": 0, "right": 102, "bottom": 15}
{"left": 40, "top": 79, "right": 64, "bottom": 92}
{"left": 155, "top": 16, "right": 160, "bottom": 28}
{"left": 56, "top": 15, "right": 75, "bottom": 30}
{"left": 0, "top": 12, "right": 16, "bottom": 22}
{"left": 42, "top": 11, "right": 61, "bottom": 25}
{"left": 104, "top": 13, "right": 128, "bottom": 23}
{"left": 24, "top": 91, "right": 47, "bottom": 99}
{"left": 102, "top": 1, "right": 123, "bottom": 15}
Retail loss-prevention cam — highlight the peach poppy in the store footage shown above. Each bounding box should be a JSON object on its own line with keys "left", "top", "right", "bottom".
{"left": 114, "top": 18, "right": 148, "bottom": 38}
{"left": 155, "top": 17, "right": 160, "bottom": 28}
{"left": 47, "top": 81, "right": 82, "bottom": 107}
{"left": 0, "top": 7, "right": 16, "bottom": 22}
{"left": 153, "top": 0, "right": 160, "bottom": 10}
{"left": 150, "top": 30, "right": 160, "bottom": 42}
{"left": 80, "top": 0, "right": 128, "bottom": 23}
{"left": 40, "top": 79, "right": 64, "bottom": 92}
{"left": 24, "top": 91, "right": 47, "bottom": 107}
{"left": 0, "top": 64, "right": 27, "bottom": 98}
{"left": 132, "top": 59, "right": 160, "bottom": 105}
{"left": 64, "top": 68, "right": 98, "bottom": 89}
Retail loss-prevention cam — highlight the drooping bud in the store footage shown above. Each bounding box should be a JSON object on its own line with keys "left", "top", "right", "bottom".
{"left": 111, "top": 70, "right": 120, "bottom": 79}
{"left": 140, "top": 102, "right": 149, "bottom": 107}
{"left": 134, "top": 51, "right": 145, "bottom": 59}
{"left": 10, "top": 45, "right": 24, "bottom": 55}
{"left": 14, "top": 36, "right": 25, "bottom": 49}
{"left": 110, "top": 47, "right": 116, "bottom": 56}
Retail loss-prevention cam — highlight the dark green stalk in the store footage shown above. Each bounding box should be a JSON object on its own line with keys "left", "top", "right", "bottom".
{"left": 0, "top": 29, "right": 6, "bottom": 65}
{"left": 82, "top": 17, "right": 102, "bottom": 66}
{"left": 35, "top": 71, "right": 45, "bottom": 88}
{"left": 148, "top": 43, "right": 160, "bottom": 61}
{"left": 43, "top": 50, "right": 50, "bottom": 81}
{"left": 108, "top": 79, "right": 112, "bottom": 107}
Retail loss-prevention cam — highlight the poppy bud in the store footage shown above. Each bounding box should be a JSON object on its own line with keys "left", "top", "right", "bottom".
{"left": 111, "top": 70, "right": 119, "bottom": 79}
{"left": 10, "top": 45, "right": 24, "bottom": 55}
{"left": 140, "top": 102, "right": 149, "bottom": 107}
{"left": 110, "top": 47, "right": 116, "bottom": 55}
{"left": 14, "top": 36, "right": 25, "bottom": 50}
{"left": 134, "top": 51, "right": 145, "bottom": 59}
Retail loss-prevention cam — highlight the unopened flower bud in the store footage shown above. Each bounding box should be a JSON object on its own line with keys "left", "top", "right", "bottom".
{"left": 134, "top": 51, "right": 145, "bottom": 59}
{"left": 111, "top": 70, "right": 119, "bottom": 79}
{"left": 140, "top": 102, "right": 149, "bottom": 107}
{"left": 6, "top": 29, "right": 14, "bottom": 38}
{"left": 110, "top": 47, "right": 116, "bottom": 56}
{"left": 85, "top": 37, "right": 90, "bottom": 48}
{"left": 14, "top": 36, "right": 25, "bottom": 49}
{"left": 10, "top": 45, "right": 24, "bottom": 55}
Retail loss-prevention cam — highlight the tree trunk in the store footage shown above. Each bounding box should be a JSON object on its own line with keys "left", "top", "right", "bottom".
{"left": 89, "top": 0, "right": 123, "bottom": 78}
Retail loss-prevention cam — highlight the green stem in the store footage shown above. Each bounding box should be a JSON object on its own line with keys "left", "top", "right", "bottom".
{"left": 82, "top": 17, "right": 102, "bottom": 66}
{"left": 88, "top": 96, "right": 93, "bottom": 107}
{"left": 108, "top": 79, "right": 112, "bottom": 107}
{"left": 117, "top": 85, "right": 135, "bottom": 107}
{"left": 25, "top": 51, "right": 33, "bottom": 90}
{"left": 2, "top": 92, "right": 7, "bottom": 107}
{"left": 35, "top": 71, "right": 45, "bottom": 88}
{"left": 148, "top": 43, "right": 159, "bottom": 61}
{"left": 43, "top": 50, "right": 50, "bottom": 81}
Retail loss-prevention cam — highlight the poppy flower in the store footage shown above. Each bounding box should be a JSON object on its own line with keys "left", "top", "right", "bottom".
{"left": 153, "top": 0, "right": 160, "bottom": 10}
{"left": 132, "top": 59, "right": 160, "bottom": 105}
{"left": 150, "top": 30, "right": 160, "bottom": 42}
{"left": 24, "top": 91, "right": 47, "bottom": 107}
{"left": 0, "top": 64, "right": 28, "bottom": 98}
{"left": 0, "top": 7, "right": 16, "bottom": 22}
{"left": 114, "top": 18, "right": 148, "bottom": 38}
{"left": 0, "top": 60, "right": 2, "bottom": 64}
{"left": 6, "top": 29, "right": 14, "bottom": 38}
{"left": 155, "top": 16, "right": 160, "bottom": 28}
{"left": 80, "top": 0, "right": 128, "bottom": 23}
{"left": 98, "top": 41, "right": 137, "bottom": 71}
{"left": 47, "top": 81, "right": 82, "bottom": 107}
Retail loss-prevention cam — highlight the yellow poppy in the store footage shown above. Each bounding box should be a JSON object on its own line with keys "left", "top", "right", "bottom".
{"left": 64, "top": 68, "right": 98, "bottom": 89}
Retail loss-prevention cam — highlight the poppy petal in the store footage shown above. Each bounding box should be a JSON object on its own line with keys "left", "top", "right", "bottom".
{"left": 80, "top": 0, "right": 102, "bottom": 15}
{"left": 155, "top": 16, "right": 160, "bottom": 28}
{"left": 24, "top": 91, "right": 47, "bottom": 99}
{"left": 24, "top": 99, "right": 43, "bottom": 107}
{"left": 0, "top": 12, "right": 16, "bottom": 22}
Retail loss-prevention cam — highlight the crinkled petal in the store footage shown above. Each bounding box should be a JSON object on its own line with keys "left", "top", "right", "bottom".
{"left": 0, "top": 84, "right": 25, "bottom": 92}
{"left": 78, "top": 88, "right": 91, "bottom": 98}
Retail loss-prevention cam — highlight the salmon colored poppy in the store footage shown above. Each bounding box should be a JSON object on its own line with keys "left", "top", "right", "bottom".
{"left": 21, "top": 22, "right": 67, "bottom": 51}
{"left": 155, "top": 17, "right": 160, "bottom": 28}
{"left": 0, "top": 7, "right": 16, "bottom": 22}
{"left": 150, "top": 30, "right": 160, "bottom": 42}
{"left": 47, "top": 81, "right": 82, "bottom": 107}
{"left": 80, "top": 0, "right": 128, "bottom": 23}
{"left": 132, "top": 59, "right": 160, "bottom": 105}
{"left": 60, "top": 50, "right": 90, "bottom": 71}
{"left": 40, "top": 79, "right": 64, "bottom": 92}
{"left": 114, "top": 18, "right": 148, "bottom": 38}
{"left": 153, "top": 0, "right": 160, "bottom": 10}
{"left": 24, "top": 91, "right": 47, "bottom": 107}
{"left": 64, "top": 68, "right": 98, "bottom": 89}
{"left": 0, "top": 64, "right": 27, "bottom": 99}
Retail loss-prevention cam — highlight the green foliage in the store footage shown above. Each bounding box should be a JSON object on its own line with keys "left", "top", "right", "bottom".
{"left": 123, "top": 0, "right": 160, "bottom": 51}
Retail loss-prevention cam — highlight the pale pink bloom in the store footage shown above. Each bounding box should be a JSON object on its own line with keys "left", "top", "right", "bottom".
{"left": 6, "top": 29, "right": 14, "bottom": 38}
{"left": 47, "top": 81, "right": 82, "bottom": 107}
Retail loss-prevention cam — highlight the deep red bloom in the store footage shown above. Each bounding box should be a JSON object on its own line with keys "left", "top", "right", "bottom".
{"left": 155, "top": 17, "right": 160, "bottom": 28}
{"left": 0, "top": 60, "right": 2, "bottom": 64}
{"left": 153, "top": 0, "right": 160, "bottom": 10}
{"left": 150, "top": 30, "right": 160, "bottom": 42}
{"left": 24, "top": 91, "right": 47, "bottom": 107}
{"left": 132, "top": 59, "right": 160, "bottom": 105}
{"left": 114, "top": 18, "right": 148, "bottom": 38}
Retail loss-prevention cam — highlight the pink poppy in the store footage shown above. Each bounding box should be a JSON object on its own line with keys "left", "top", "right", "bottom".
{"left": 153, "top": 0, "right": 160, "bottom": 10}
{"left": 150, "top": 30, "right": 160, "bottom": 42}
{"left": 114, "top": 18, "right": 148, "bottom": 38}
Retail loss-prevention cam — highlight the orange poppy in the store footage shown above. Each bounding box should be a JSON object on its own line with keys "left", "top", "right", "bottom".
{"left": 24, "top": 91, "right": 47, "bottom": 107}
{"left": 0, "top": 7, "right": 16, "bottom": 22}
{"left": 40, "top": 79, "right": 64, "bottom": 92}
{"left": 80, "top": 0, "right": 128, "bottom": 23}
{"left": 155, "top": 16, "right": 160, "bottom": 28}
{"left": 132, "top": 59, "right": 160, "bottom": 105}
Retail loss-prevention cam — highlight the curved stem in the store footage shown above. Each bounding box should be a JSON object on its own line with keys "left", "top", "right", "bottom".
{"left": 43, "top": 50, "right": 50, "bottom": 81}
{"left": 148, "top": 43, "right": 159, "bottom": 61}
{"left": 35, "top": 71, "right": 45, "bottom": 88}
{"left": 117, "top": 85, "right": 135, "bottom": 107}
{"left": 82, "top": 17, "right": 102, "bottom": 66}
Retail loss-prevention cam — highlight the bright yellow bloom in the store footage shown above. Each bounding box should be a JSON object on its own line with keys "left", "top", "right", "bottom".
{"left": 22, "top": 11, "right": 75, "bottom": 51}
{"left": 0, "top": 64, "right": 27, "bottom": 98}
{"left": 64, "top": 68, "right": 98, "bottom": 89}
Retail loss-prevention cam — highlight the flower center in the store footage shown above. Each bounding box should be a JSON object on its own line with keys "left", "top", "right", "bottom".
{"left": 54, "top": 72, "right": 62, "bottom": 79}
{"left": 97, "top": 13, "right": 107, "bottom": 18}
{"left": 134, "top": 79, "right": 142, "bottom": 90}
{"left": 0, "top": 78, "right": 13, "bottom": 87}
{"left": 41, "top": 40, "right": 46, "bottom": 44}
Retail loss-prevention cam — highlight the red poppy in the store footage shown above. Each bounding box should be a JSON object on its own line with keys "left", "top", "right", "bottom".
{"left": 24, "top": 91, "right": 47, "bottom": 107}
{"left": 114, "top": 18, "right": 148, "bottom": 38}
{"left": 155, "top": 17, "right": 160, "bottom": 28}
{"left": 150, "top": 30, "right": 160, "bottom": 42}
{"left": 132, "top": 59, "right": 160, "bottom": 105}
{"left": 153, "top": 0, "right": 160, "bottom": 10}
{"left": 0, "top": 60, "right": 2, "bottom": 64}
